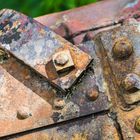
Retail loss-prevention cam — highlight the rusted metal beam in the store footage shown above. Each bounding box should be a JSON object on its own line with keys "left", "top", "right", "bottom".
{"left": 0, "top": 66, "right": 53, "bottom": 137}
{"left": 93, "top": 18, "right": 140, "bottom": 139}
{"left": 0, "top": 9, "right": 92, "bottom": 91}
{"left": 35, "top": 0, "right": 139, "bottom": 44}
{"left": 7, "top": 115, "right": 119, "bottom": 140}
{"left": 0, "top": 10, "right": 109, "bottom": 137}
{"left": 0, "top": 0, "right": 140, "bottom": 139}
{"left": 96, "top": 19, "right": 140, "bottom": 105}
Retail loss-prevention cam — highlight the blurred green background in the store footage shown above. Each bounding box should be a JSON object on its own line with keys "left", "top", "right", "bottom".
{"left": 0, "top": 0, "right": 97, "bottom": 17}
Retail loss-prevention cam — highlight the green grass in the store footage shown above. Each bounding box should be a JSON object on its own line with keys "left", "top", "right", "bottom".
{"left": 0, "top": 0, "right": 97, "bottom": 17}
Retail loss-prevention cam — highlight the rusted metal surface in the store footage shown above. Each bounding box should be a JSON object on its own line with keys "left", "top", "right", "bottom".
{"left": 68, "top": 40, "right": 109, "bottom": 118}
{"left": 35, "top": 0, "right": 129, "bottom": 29}
{"left": 35, "top": 0, "right": 140, "bottom": 44}
{"left": 117, "top": 107, "right": 140, "bottom": 140}
{"left": 0, "top": 38, "right": 109, "bottom": 137}
{"left": 95, "top": 19, "right": 140, "bottom": 105}
{"left": 93, "top": 18, "right": 140, "bottom": 139}
{"left": 1, "top": 0, "right": 140, "bottom": 139}
{"left": 0, "top": 66, "right": 53, "bottom": 137}
{"left": 9, "top": 115, "right": 119, "bottom": 140}
{"left": 0, "top": 9, "right": 92, "bottom": 91}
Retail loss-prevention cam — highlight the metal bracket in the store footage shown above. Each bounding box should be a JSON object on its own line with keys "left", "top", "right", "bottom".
{"left": 0, "top": 9, "right": 110, "bottom": 137}
{"left": 0, "top": 9, "right": 92, "bottom": 91}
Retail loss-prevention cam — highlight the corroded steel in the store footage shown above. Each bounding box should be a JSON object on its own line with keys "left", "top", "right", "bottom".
{"left": 0, "top": 66, "right": 53, "bottom": 137}
{"left": 117, "top": 107, "right": 140, "bottom": 139}
{"left": 35, "top": 0, "right": 140, "bottom": 44}
{"left": 0, "top": 39, "right": 118, "bottom": 139}
{"left": 0, "top": 40, "right": 109, "bottom": 138}
{"left": 10, "top": 115, "right": 119, "bottom": 140}
{"left": 0, "top": 9, "right": 92, "bottom": 91}
{"left": 94, "top": 19, "right": 140, "bottom": 140}
{"left": 97, "top": 19, "right": 140, "bottom": 105}
{"left": 0, "top": 14, "right": 109, "bottom": 137}
{"left": 1, "top": 0, "right": 140, "bottom": 140}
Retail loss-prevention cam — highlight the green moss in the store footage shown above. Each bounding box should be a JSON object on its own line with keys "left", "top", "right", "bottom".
{"left": 0, "top": 0, "right": 97, "bottom": 17}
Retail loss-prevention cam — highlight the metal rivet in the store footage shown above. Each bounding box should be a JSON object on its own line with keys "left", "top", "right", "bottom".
{"left": 54, "top": 98, "right": 65, "bottom": 109}
{"left": 54, "top": 53, "right": 69, "bottom": 66}
{"left": 112, "top": 37, "right": 133, "bottom": 59}
{"left": 135, "top": 117, "right": 140, "bottom": 133}
{"left": 17, "top": 107, "right": 32, "bottom": 120}
{"left": 52, "top": 50, "right": 74, "bottom": 73}
{"left": 123, "top": 73, "right": 140, "bottom": 91}
{"left": 86, "top": 89, "right": 99, "bottom": 101}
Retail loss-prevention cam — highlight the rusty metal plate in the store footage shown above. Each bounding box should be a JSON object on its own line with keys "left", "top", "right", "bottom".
{"left": 95, "top": 19, "right": 140, "bottom": 105}
{"left": 0, "top": 9, "right": 92, "bottom": 91}
{"left": 0, "top": 39, "right": 109, "bottom": 135}
{"left": 35, "top": 0, "right": 133, "bottom": 44}
{"left": 0, "top": 65, "right": 53, "bottom": 137}
{"left": 51, "top": 41, "right": 110, "bottom": 123}
{"left": 6, "top": 115, "right": 119, "bottom": 140}
{"left": 35, "top": 0, "right": 140, "bottom": 45}
{"left": 71, "top": 41, "right": 110, "bottom": 115}
{"left": 117, "top": 107, "right": 140, "bottom": 140}
{"left": 1, "top": 41, "right": 109, "bottom": 117}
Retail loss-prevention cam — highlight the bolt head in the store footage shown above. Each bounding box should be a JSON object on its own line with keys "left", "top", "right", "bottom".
{"left": 135, "top": 117, "right": 140, "bottom": 133}
{"left": 54, "top": 53, "right": 69, "bottom": 66}
{"left": 54, "top": 98, "right": 65, "bottom": 109}
{"left": 112, "top": 37, "right": 133, "bottom": 59}
{"left": 52, "top": 50, "right": 74, "bottom": 73}
{"left": 17, "top": 107, "right": 32, "bottom": 120}
{"left": 123, "top": 73, "right": 140, "bottom": 91}
{"left": 86, "top": 89, "right": 99, "bottom": 101}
